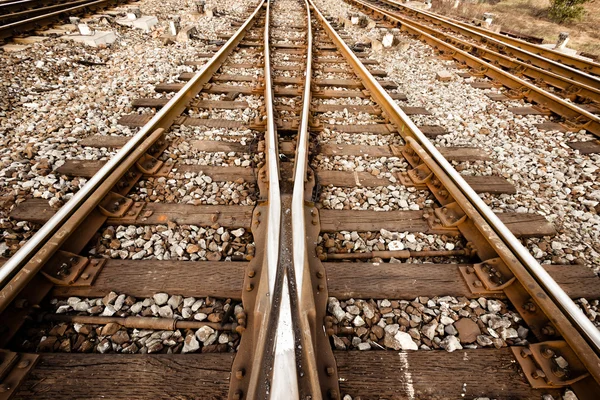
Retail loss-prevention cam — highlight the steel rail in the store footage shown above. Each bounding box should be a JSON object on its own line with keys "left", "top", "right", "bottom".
{"left": 310, "top": 0, "right": 600, "bottom": 391}
{"left": 0, "top": 0, "right": 95, "bottom": 25}
{"left": 411, "top": 1, "right": 600, "bottom": 77}
{"left": 292, "top": 0, "right": 313, "bottom": 297}
{"left": 0, "top": 0, "right": 80, "bottom": 14}
{"left": 358, "top": 1, "right": 600, "bottom": 105}
{"left": 287, "top": 0, "right": 324, "bottom": 398}
{"left": 374, "top": 0, "right": 600, "bottom": 84}
{"left": 0, "top": 0, "right": 79, "bottom": 7}
{"left": 349, "top": 0, "right": 600, "bottom": 137}
{"left": 0, "top": 0, "right": 124, "bottom": 39}
{"left": 0, "top": 0, "right": 266, "bottom": 309}
{"left": 264, "top": 0, "right": 299, "bottom": 397}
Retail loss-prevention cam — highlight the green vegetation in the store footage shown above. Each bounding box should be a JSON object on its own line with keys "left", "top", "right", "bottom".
{"left": 548, "top": 0, "right": 592, "bottom": 23}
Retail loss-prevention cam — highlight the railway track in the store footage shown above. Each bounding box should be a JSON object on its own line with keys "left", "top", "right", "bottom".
{"left": 386, "top": 0, "right": 600, "bottom": 77}
{"left": 345, "top": 0, "right": 600, "bottom": 138}
{"left": 0, "top": 0, "right": 128, "bottom": 40}
{"left": 1, "top": 0, "right": 600, "bottom": 398}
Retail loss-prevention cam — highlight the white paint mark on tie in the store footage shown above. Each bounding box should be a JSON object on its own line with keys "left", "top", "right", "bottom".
{"left": 398, "top": 352, "right": 415, "bottom": 400}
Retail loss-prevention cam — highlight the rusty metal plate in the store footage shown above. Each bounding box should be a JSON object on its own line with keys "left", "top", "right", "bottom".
{"left": 0, "top": 350, "right": 39, "bottom": 400}
{"left": 512, "top": 341, "right": 590, "bottom": 388}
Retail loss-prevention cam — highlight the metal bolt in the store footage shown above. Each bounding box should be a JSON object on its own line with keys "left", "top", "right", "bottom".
{"left": 329, "top": 389, "right": 339, "bottom": 399}
{"left": 312, "top": 219, "right": 318, "bottom": 225}
{"left": 14, "top": 299, "right": 28, "bottom": 309}
{"left": 316, "top": 271, "right": 324, "bottom": 279}
{"left": 17, "top": 359, "right": 30, "bottom": 369}
{"left": 326, "top": 366, "right": 335, "bottom": 376}
{"left": 81, "top": 273, "right": 90, "bottom": 280}
{"left": 542, "top": 325, "right": 556, "bottom": 336}
{"left": 317, "top": 284, "right": 325, "bottom": 291}
{"left": 520, "top": 348, "right": 532, "bottom": 358}
{"left": 552, "top": 367, "right": 566, "bottom": 378}
{"left": 236, "top": 369, "right": 245, "bottom": 379}
{"left": 128, "top": 211, "right": 135, "bottom": 216}
{"left": 246, "top": 284, "right": 254, "bottom": 292}
{"left": 233, "top": 390, "right": 243, "bottom": 400}
{"left": 523, "top": 302, "right": 536, "bottom": 313}
{"left": 248, "top": 270, "right": 256, "bottom": 278}
{"left": 473, "top": 280, "right": 482, "bottom": 287}
{"left": 541, "top": 347, "right": 555, "bottom": 359}
{"left": 531, "top": 369, "right": 546, "bottom": 379}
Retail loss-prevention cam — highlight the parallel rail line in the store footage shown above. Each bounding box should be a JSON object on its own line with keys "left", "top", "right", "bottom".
{"left": 348, "top": 0, "right": 600, "bottom": 137}
{"left": 362, "top": 1, "right": 600, "bottom": 107}
{"left": 0, "top": 0, "right": 127, "bottom": 40}
{"left": 378, "top": 0, "right": 600, "bottom": 77}
{"left": 1, "top": 0, "right": 600, "bottom": 398}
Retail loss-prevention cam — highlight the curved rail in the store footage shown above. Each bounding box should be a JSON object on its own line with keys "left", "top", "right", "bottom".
{"left": 360, "top": 1, "right": 600, "bottom": 105}
{"left": 349, "top": 0, "right": 600, "bottom": 137}
{"left": 311, "top": 0, "right": 600, "bottom": 392}
{"left": 265, "top": 0, "right": 299, "bottom": 397}
{"left": 0, "top": 0, "right": 267, "bottom": 310}
{"left": 287, "top": 0, "right": 327, "bottom": 397}
{"left": 379, "top": 0, "right": 600, "bottom": 78}
{"left": 0, "top": 0, "right": 124, "bottom": 39}
{"left": 0, "top": 0, "right": 95, "bottom": 25}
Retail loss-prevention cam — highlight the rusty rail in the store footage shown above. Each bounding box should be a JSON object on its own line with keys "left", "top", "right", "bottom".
{"left": 348, "top": 0, "right": 600, "bottom": 137}
{"left": 0, "top": 0, "right": 127, "bottom": 39}
{"left": 289, "top": 0, "right": 339, "bottom": 398}
{"left": 309, "top": 0, "right": 600, "bottom": 397}
{"left": 0, "top": 0, "right": 266, "bottom": 312}
{"left": 0, "top": 0, "right": 96, "bottom": 25}
{"left": 378, "top": 0, "right": 600, "bottom": 78}
{"left": 227, "top": 1, "right": 300, "bottom": 398}
{"left": 44, "top": 314, "right": 238, "bottom": 331}
{"left": 363, "top": 1, "right": 600, "bottom": 105}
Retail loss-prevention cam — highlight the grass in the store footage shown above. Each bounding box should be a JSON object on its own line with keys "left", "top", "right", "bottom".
{"left": 430, "top": 0, "right": 600, "bottom": 58}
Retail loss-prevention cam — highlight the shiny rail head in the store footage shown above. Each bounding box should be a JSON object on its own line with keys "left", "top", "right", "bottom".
{"left": 0, "top": 0, "right": 268, "bottom": 294}
{"left": 311, "top": 0, "right": 600, "bottom": 386}
{"left": 377, "top": 0, "right": 600, "bottom": 80}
